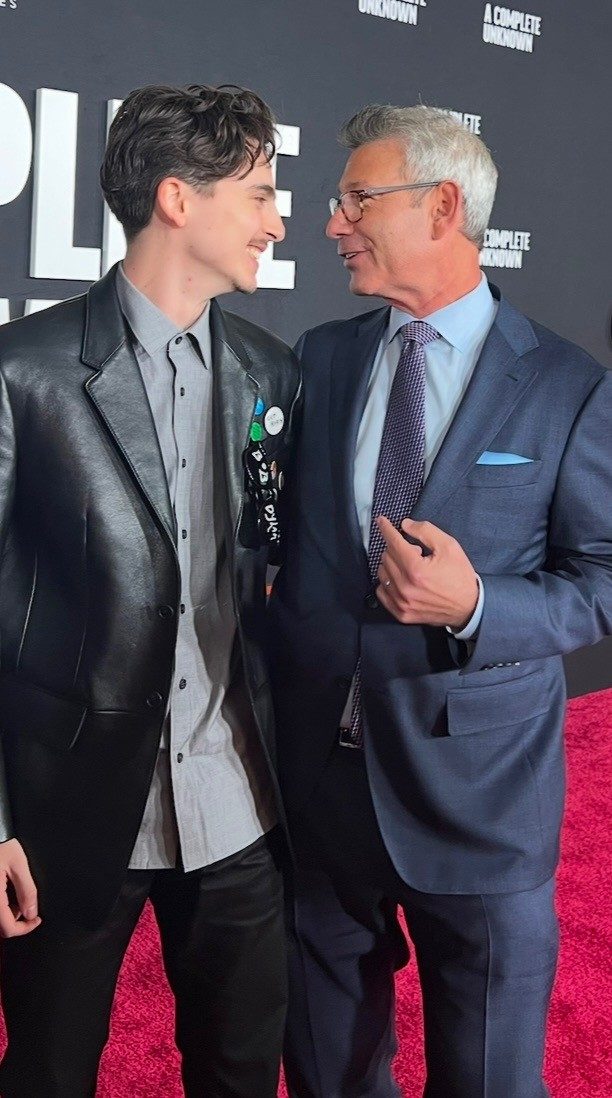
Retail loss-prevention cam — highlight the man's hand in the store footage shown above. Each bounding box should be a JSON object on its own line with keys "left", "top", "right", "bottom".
{"left": 375, "top": 516, "right": 479, "bottom": 630}
{"left": 0, "top": 837, "right": 41, "bottom": 937}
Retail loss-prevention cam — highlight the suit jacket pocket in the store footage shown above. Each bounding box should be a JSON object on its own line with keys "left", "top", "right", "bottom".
{"left": 446, "top": 669, "right": 547, "bottom": 736}
{"left": 464, "top": 459, "right": 542, "bottom": 487}
{"left": 0, "top": 672, "right": 87, "bottom": 752}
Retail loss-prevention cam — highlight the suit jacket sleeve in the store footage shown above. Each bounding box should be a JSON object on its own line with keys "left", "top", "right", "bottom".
{"left": 0, "top": 369, "right": 17, "bottom": 840}
{"left": 454, "top": 369, "right": 612, "bottom": 671}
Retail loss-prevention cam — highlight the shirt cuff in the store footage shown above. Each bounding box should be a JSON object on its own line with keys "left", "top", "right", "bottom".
{"left": 446, "top": 574, "right": 484, "bottom": 640}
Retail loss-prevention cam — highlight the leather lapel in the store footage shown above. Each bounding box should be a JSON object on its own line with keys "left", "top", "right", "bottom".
{"left": 413, "top": 300, "right": 539, "bottom": 522}
{"left": 329, "top": 307, "right": 389, "bottom": 576}
{"left": 82, "top": 267, "right": 176, "bottom": 544}
{"left": 210, "top": 301, "right": 259, "bottom": 546}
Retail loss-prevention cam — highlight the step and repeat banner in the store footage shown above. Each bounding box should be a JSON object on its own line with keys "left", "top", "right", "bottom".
{"left": 0, "top": 0, "right": 610, "bottom": 695}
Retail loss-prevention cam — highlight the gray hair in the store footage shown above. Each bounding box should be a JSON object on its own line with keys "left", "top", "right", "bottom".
{"left": 340, "top": 104, "right": 498, "bottom": 249}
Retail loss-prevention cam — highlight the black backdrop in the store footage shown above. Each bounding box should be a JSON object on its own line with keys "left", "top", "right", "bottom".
{"left": 1, "top": 0, "right": 610, "bottom": 695}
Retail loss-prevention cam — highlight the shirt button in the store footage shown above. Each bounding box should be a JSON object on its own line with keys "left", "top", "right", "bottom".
{"left": 180, "top": 386, "right": 185, "bottom": 397}
{"left": 181, "top": 529, "right": 187, "bottom": 539}
{"left": 180, "top": 603, "right": 185, "bottom": 614}
{"left": 175, "top": 336, "right": 183, "bottom": 345}
{"left": 181, "top": 458, "right": 187, "bottom": 468}
{"left": 179, "top": 678, "right": 187, "bottom": 690}
{"left": 177, "top": 752, "right": 184, "bottom": 763}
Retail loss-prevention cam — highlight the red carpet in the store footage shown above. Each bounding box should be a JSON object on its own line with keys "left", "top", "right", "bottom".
{"left": 1, "top": 690, "right": 610, "bottom": 1095}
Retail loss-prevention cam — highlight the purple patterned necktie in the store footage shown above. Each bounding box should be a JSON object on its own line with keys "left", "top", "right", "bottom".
{"left": 345, "top": 320, "right": 439, "bottom": 748}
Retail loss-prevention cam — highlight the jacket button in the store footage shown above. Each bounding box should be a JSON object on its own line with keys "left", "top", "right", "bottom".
{"left": 335, "top": 676, "right": 351, "bottom": 692}
{"left": 364, "top": 592, "right": 379, "bottom": 609}
{"left": 146, "top": 691, "right": 163, "bottom": 709}
{"left": 157, "top": 605, "right": 174, "bottom": 619}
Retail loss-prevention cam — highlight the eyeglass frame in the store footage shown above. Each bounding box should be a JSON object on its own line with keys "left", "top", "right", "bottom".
{"left": 328, "top": 181, "right": 443, "bottom": 223}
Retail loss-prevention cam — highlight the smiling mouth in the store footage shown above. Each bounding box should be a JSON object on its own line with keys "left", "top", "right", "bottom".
{"left": 247, "top": 245, "right": 266, "bottom": 261}
{"left": 341, "top": 251, "right": 364, "bottom": 261}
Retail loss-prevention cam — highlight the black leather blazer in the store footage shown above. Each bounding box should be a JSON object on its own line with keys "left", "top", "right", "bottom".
{"left": 0, "top": 266, "right": 301, "bottom": 925}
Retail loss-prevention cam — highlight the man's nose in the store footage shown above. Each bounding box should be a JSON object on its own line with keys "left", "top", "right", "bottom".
{"left": 325, "top": 208, "right": 353, "bottom": 239}
{"left": 268, "top": 205, "right": 285, "bottom": 243}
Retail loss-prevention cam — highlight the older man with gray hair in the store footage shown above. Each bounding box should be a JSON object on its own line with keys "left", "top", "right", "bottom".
{"left": 269, "top": 104, "right": 612, "bottom": 1096}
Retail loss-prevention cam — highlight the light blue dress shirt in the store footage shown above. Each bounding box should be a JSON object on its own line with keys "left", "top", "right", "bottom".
{"left": 340, "top": 276, "right": 498, "bottom": 728}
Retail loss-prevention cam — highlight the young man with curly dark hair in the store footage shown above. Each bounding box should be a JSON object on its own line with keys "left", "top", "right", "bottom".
{"left": 0, "top": 83, "right": 300, "bottom": 1098}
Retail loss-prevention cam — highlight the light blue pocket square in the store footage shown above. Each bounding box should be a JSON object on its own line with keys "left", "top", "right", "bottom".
{"left": 476, "top": 451, "right": 533, "bottom": 465}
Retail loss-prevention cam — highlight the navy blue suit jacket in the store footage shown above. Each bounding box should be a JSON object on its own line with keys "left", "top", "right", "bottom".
{"left": 269, "top": 286, "right": 612, "bottom": 894}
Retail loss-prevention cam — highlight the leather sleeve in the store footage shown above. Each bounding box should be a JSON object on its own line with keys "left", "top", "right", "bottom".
{"left": 0, "top": 369, "right": 16, "bottom": 840}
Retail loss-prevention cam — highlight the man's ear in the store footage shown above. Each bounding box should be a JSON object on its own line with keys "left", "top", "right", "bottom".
{"left": 431, "top": 180, "right": 462, "bottom": 240}
{"left": 154, "top": 177, "right": 188, "bottom": 229}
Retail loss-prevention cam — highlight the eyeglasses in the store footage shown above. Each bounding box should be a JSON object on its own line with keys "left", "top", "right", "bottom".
{"left": 328, "top": 182, "right": 443, "bottom": 223}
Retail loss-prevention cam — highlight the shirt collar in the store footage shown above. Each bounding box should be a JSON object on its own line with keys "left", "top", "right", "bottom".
{"left": 387, "top": 274, "right": 496, "bottom": 355}
{"left": 116, "top": 263, "right": 211, "bottom": 366}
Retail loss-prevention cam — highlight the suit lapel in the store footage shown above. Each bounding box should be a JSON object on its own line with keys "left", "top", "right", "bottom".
{"left": 329, "top": 308, "right": 389, "bottom": 576}
{"left": 210, "top": 301, "right": 259, "bottom": 546}
{"left": 82, "top": 267, "right": 176, "bottom": 544}
{"left": 413, "top": 298, "right": 539, "bottom": 522}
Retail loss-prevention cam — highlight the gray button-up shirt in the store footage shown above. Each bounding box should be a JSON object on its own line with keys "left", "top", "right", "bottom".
{"left": 116, "top": 265, "right": 275, "bottom": 871}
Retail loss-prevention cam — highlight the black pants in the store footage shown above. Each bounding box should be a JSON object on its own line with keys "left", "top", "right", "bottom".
{"left": 0, "top": 830, "right": 287, "bottom": 1098}
{"left": 285, "top": 746, "right": 558, "bottom": 1098}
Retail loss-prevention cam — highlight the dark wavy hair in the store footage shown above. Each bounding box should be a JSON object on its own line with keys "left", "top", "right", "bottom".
{"left": 100, "top": 83, "right": 277, "bottom": 239}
